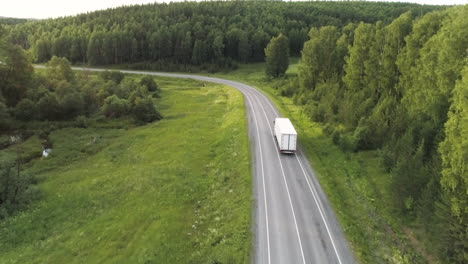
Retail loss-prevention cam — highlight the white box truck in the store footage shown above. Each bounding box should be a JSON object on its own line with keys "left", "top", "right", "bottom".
{"left": 273, "top": 118, "right": 297, "bottom": 153}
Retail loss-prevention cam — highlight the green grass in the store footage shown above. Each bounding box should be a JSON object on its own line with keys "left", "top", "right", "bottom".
{"left": 210, "top": 60, "right": 431, "bottom": 263}
{"left": 0, "top": 135, "right": 43, "bottom": 165}
{"left": 0, "top": 77, "right": 251, "bottom": 263}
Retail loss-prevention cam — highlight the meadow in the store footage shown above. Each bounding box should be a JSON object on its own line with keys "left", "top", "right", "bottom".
{"left": 0, "top": 77, "right": 251, "bottom": 263}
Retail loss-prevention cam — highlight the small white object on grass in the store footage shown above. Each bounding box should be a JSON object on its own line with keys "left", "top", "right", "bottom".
{"left": 42, "top": 148, "right": 52, "bottom": 157}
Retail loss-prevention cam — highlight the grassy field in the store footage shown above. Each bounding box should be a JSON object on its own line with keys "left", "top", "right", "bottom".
{"left": 211, "top": 60, "right": 431, "bottom": 263}
{"left": 0, "top": 77, "right": 251, "bottom": 263}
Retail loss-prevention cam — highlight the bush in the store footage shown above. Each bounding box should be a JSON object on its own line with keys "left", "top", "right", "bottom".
{"left": 280, "top": 78, "right": 298, "bottom": 97}
{"left": 0, "top": 161, "right": 40, "bottom": 219}
{"left": 292, "top": 92, "right": 309, "bottom": 105}
{"left": 353, "top": 119, "right": 372, "bottom": 150}
{"left": 75, "top": 115, "right": 88, "bottom": 128}
{"left": 14, "top": 99, "right": 36, "bottom": 121}
{"left": 116, "top": 78, "right": 139, "bottom": 99}
{"left": 102, "top": 95, "right": 129, "bottom": 118}
{"left": 61, "top": 93, "right": 85, "bottom": 119}
{"left": 99, "top": 70, "right": 125, "bottom": 84}
{"left": 338, "top": 133, "right": 357, "bottom": 152}
{"left": 331, "top": 129, "right": 341, "bottom": 145}
{"left": 132, "top": 96, "right": 162, "bottom": 123}
{"left": 140, "top": 75, "right": 159, "bottom": 92}
{"left": 129, "top": 86, "right": 150, "bottom": 105}
{"left": 37, "top": 93, "right": 61, "bottom": 120}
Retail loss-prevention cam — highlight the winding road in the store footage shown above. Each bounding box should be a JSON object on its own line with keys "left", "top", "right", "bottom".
{"left": 64, "top": 66, "right": 357, "bottom": 264}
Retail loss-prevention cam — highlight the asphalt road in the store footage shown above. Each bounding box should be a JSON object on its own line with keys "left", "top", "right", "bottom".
{"left": 65, "top": 66, "right": 357, "bottom": 264}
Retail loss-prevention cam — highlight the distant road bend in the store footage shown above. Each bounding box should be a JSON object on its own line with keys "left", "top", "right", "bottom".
{"left": 60, "top": 66, "right": 357, "bottom": 264}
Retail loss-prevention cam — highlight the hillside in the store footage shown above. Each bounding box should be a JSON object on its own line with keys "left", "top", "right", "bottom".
{"left": 5, "top": 1, "right": 442, "bottom": 70}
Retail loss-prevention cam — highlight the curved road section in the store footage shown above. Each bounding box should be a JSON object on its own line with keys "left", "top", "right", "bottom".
{"left": 65, "top": 66, "right": 356, "bottom": 264}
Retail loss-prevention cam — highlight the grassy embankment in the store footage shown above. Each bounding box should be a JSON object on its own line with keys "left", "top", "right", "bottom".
{"left": 0, "top": 77, "right": 251, "bottom": 263}
{"left": 211, "top": 59, "right": 433, "bottom": 264}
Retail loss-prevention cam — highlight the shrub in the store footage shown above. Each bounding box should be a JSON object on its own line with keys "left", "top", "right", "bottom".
{"left": 338, "top": 132, "right": 357, "bottom": 152}
{"left": 37, "top": 93, "right": 61, "bottom": 120}
{"left": 99, "top": 70, "right": 125, "bottom": 84}
{"left": 61, "top": 93, "right": 85, "bottom": 119}
{"left": 140, "top": 75, "right": 159, "bottom": 92}
{"left": 116, "top": 78, "right": 139, "bottom": 99}
{"left": 14, "top": 99, "right": 36, "bottom": 121}
{"left": 0, "top": 161, "right": 40, "bottom": 219}
{"left": 75, "top": 115, "right": 88, "bottom": 128}
{"left": 132, "top": 96, "right": 162, "bottom": 123}
{"left": 331, "top": 129, "right": 341, "bottom": 145}
{"left": 102, "top": 95, "right": 129, "bottom": 118}
{"left": 353, "top": 119, "right": 372, "bottom": 150}
{"left": 129, "top": 86, "right": 150, "bottom": 105}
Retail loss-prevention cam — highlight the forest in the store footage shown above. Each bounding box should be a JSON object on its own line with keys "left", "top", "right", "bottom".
{"left": 1, "top": 1, "right": 466, "bottom": 263}
{"left": 291, "top": 5, "right": 467, "bottom": 263}
{"left": 4, "top": 1, "right": 440, "bottom": 71}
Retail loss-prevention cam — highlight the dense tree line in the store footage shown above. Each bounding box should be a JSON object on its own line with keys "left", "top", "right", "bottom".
{"left": 5, "top": 1, "right": 441, "bottom": 70}
{"left": 1, "top": 56, "right": 162, "bottom": 127}
{"left": 0, "top": 17, "right": 28, "bottom": 25}
{"left": 1, "top": 21, "right": 162, "bottom": 127}
{"left": 292, "top": 6, "right": 467, "bottom": 263}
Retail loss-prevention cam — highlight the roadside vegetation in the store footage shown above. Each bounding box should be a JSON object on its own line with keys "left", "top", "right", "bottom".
{"left": 2, "top": 1, "right": 466, "bottom": 263}
{"left": 1, "top": 24, "right": 251, "bottom": 262}
{"left": 0, "top": 76, "right": 251, "bottom": 263}
{"left": 211, "top": 5, "right": 467, "bottom": 263}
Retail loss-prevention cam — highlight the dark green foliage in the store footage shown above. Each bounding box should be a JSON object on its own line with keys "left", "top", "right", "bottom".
{"left": 102, "top": 95, "right": 130, "bottom": 118}
{"left": 139, "top": 75, "right": 159, "bottom": 93}
{"left": 265, "top": 34, "right": 289, "bottom": 78}
{"left": 99, "top": 71, "right": 125, "bottom": 84}
{"left": 75, "top": 115, "right": 88, "bottom": 128}
{"left": 0, "top": 17, "right": 27, "bottom": 25}
{"left": 0, "top": 161, "right": 39, "bottom": 219}
{"left": 14, "top": 98, "right": 36, "bottom": 121}
{"left": 46, "top": 56, "right": 75, "bottom": 83}
{"left": 60, "top": 93, "right": 84, "bottom": 119}
{"left": 438, "top": 67, "right": 468, "bottom": 263}
{"left": 116, "top": 78, "right": 140, "bottom": 99}
{"left": 299, "top": 26, "right": 342, "bottom": 91}
{"left": 0, "top": 101, "right": 12, "bottom": 131}
{"left": 5, "top": 2, "right": 441, "bottom": 69}
{"left": 287, "top": 5, "right": 467, "bottom": 262}
{"left": 34, "top": 39, "right": 52, "bottom": 63}
{"left": 132, "top": 96, "right": 162, "bottom": 123}
{"left": 0, "top": 38, "right": 33, "bottom": 107}
{"left": 37, "top": 92, "right": 61, "bottom": 120}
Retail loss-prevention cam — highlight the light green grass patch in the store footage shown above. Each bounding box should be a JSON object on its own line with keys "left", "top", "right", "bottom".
{"left": 0, "top": 77, "right": 251, "bottom": 264}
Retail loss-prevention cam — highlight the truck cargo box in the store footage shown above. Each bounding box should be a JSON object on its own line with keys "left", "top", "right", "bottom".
{"left": 273, "top": 118, "right": 297, "bottom": 153}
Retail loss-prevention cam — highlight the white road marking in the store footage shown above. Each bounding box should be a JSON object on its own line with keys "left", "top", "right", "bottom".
{"left": 250, "top": 92, "right": 307, "bottom": 264}
{"left": 295, "top": 154, "right": 343, "bottom": 264}
{"left": 244, "top": 94, "right": 272, "bottom": 264}
{"left": 248, "top": 87, "right": 344, "bottom": 264}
